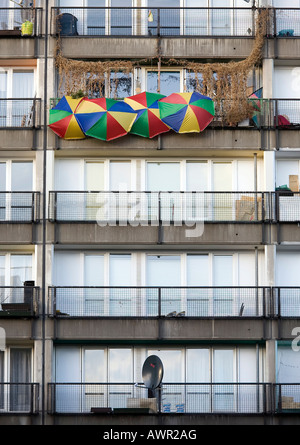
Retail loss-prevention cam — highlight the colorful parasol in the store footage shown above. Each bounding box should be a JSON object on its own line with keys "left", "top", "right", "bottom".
{"left": 124, "top": 91, "right": 170, "bottom": 138}
{"left": 158, "top": 92, "right": 215, "bottom": 134}
{"left": 248, "top": 87, "right": 263, "bottom": 128}
{"left": 75, "top": 97, "right": 137, "bottom": 141}
{"left": 48, "top": 96, "right": 85, "bottom": 139}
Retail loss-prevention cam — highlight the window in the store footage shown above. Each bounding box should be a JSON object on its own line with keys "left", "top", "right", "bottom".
{"left": 146, "top": 70, "right": 181, "bottom": 96}
{"left": 0, "top": 68, "right": 34, "bottom": 127}
{"left": 0, "top": 254, "right": 32, "bottom": 307}
{"left": 0, "top": 161, "right": 33, "bottom": 221}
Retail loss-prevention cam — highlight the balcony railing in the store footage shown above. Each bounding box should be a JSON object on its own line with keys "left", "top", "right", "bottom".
{"left": 48, "top": 382, "right": 272, "bottom": 415}
{"left": 48, "top": 286, "right": 271, "bottom": 318}
{"left": 0, "top": 192, "right": 40, "bottom": 223}
{"left": 0, "top": 285, "right": 39, "bottom": 317}
{"left": 51, "top": 7, "right": 258, "bottom": 37}
{"left": 0, "top": 99, "right": 41, "bottom": 129}
{"left": 48, "top": 191, "right": 269, "bottom": 224}
{"left": 0, "top": 7, "right": 42, "bottom": 36}
{"left": 0, "top": 383, "right": 39, "bottom": 414}
{"left": 275, "top": 384, "right": 300, "bottom": 412}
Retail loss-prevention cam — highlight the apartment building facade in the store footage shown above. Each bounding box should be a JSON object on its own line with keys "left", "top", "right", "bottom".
{"left": 0, "top": 0, "right": 300, "bottom": 425}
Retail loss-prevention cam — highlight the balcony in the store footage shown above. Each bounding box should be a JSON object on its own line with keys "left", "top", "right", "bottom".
{"left": 48, "top": 382, "right": 271, "bottom": 415}
{"left": 0, "top": 8, "right": 43, "bottom": 58}
{"left": 0, "top": 99, "right": 42, "bottom": 150}
{"left": 276, "top": 384, "right": 300, "bottom": 413}
{"left": 51, "top": 99, "right": 300, "bottom": 153}
{"left": 48, "top": 191, "right": 269, "bottom": 246}
{"left": 0, "top": 285, "right": 39, "bottom": 318}
{"left": 0, "top": 383, "right": 39, "bottom": 414}
{"left": 50, "top": 7, "right": 300, "bottom": 60}
{"left": 48, "top": 286, "right": 270, "bottom": 319}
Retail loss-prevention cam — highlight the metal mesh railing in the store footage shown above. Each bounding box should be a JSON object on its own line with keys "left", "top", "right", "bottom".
{"left": 0, "top": 286, "right": 39, "bottom": 316}
{"left": 273, "top": 288, "right": 300, "bottom": 318}
{"left": 0, "top": 383, "right": 39, "bottom": 413}
{"left": 0, "top": 192, "right": 40, "bottom": 222}
{"left": 48, "top": 191, "right": 269, "bottom": 224}
{"left": 47, "top": 382, "right": 270, "bottom": 414}
{"left": 276, "top": 385, "right": 300, "bottom": 412}
{"left": 48, "top": 286, "right": 271, "bottom": 318}
{"left": 275, "top": 8, "right": 300, "bottom": 37}
{"left": 0, "top": 7, "right": 42, "bottom": 35}
{"left": 0, "top": 99, "right": 41, "bottom": 128}
{"left": 274, "top": 192, "right": 300, "bottom": 222}
{"left": 51, "top": 7, "right": 257, "bottom": 37}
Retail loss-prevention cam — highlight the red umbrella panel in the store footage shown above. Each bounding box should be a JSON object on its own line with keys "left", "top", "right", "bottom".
{"left": 48, "top": 96, "right": 86, "bottom": 140}
{"left": 75, "top": 97, "right": 137, "bottom": 141}
{"left": 125, "top": 92, "right": 170, "bottom": 138}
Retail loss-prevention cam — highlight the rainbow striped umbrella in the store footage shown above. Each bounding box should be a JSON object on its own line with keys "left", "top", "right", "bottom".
{"left": 48, "top": 96, "right": 85, "bottom": 140}
{"left": 75, "top": 97, "right": 137, "bottom": 141}
{"left": 158, "top": 92, "right": 215, "bottom": 134}
{"left": 124, "top": 92, "right": 170, "bottom": 138}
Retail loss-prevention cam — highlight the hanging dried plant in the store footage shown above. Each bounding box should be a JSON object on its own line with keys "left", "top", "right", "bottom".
{"left": 55, "top": 7, "right": 270, "bottom": 125}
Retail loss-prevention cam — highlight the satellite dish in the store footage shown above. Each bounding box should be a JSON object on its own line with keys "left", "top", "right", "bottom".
{"left": 142, "top": 355, "right": 164, "bottom": 390}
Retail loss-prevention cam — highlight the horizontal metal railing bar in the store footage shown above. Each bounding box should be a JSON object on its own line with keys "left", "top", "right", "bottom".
{"left": 47, "top": 382, "right": 272, "bottom": 414}
{"left": 0, "top": 383, "right": 39, "bottom": 414}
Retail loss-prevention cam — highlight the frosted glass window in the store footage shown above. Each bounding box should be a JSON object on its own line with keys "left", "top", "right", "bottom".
{"left": 85, "top": 162, "right": 104, "bottom": 190}
{"left": 147, "top": 162, "right": 180, "bottom": 191}
{"left": 109, "top": 349, "right": 132, "bottom": 382}
{"left": 84, "top": 255, "right": 104, "bottom": 286}
{"left": 12, "top": 71, "right": 33, "bottom": 98}
{"left": 186, "top": 162, "right": 208, "bottom": 191}
{"left": 213, "top": 162, "right": 232, "bottom": 191}
{"left": 148, "top": 350, "right": 183, "bottom": 382}
{"left": 84, "top": 350, "right": 106, "bottom": 382}
{"left": 11, "top": 162, "right": 32, "bottom": 191}
{"left": 10, "top": 255, "right": 32, "bottom": 286}
{"left": 213, "top": 256, "right": 233, "bottom": 286}
{"left": 146, "top": 255, "right": 181, "bottom": 286}
{"left": 0, "top": 256, "right": 5, "bottom": 287}
{"left": 0, "top": 71, "right": 7, "bottom": 98}
{"left": 187, "top": 349, "right": 210, "bottom": 382}
{"left": 0, "top": 163, "right": 6, "bottom": 191}
{"left": 214, "top": 349, "right": 234, "bottom": 382}
{"left": 109, "top": 255, "right": 131, "bottom": 286}
{"left": 187, "top": 255, "right": 209, "bottom": 286}
{"left": 110, "top": 162, "right": 131, "bottom": 191}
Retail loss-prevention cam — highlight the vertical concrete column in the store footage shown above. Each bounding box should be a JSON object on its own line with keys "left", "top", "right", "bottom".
{"left": 262, "top": 59, "right": 274, "bottom": 99}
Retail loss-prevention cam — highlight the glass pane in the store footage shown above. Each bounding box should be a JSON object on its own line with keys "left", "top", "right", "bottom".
{"left": 11, "top": 162, "right": 33, "bottom": 191}
{"left": 85, "top": 162, "right": 104, "bottom": 190}
{"left": 147, "top": 162, "right": 180, "bottom": 191}
{"left": 147, "top": 71, "right": 180, "bottom": 96}
{"left": 0, "top": 256, "right": 5, "bottom": 287}
{"left": 87, "top": 0, "right": 105, "bottom": 36}
{"left": 0, "top": 71, "right": 7, "bottom": 127}
{"left": 109, "top": 349, "right": 132, "bottom": 382}
{"left": 187, "top": 255, "right": 209, "bottom": 316}
{"left": 10, "top": 255, "right": 32, "bottom": 287}
{"left": 110, "top": 72, "right": 132, "bottom": 98}
{"left": 213, "top": 162, "right": 232, "bottom": 191}
{"left": 12, "top": 71, "right": 34, "bottom": 127}
{"left": 0, "top": 163, "right": 6, "bottom": 190}
{"left": 84, "top": 255, "right": 105, "bottom": 316}
{"left": 109, "top": 255, "right": 132, "bottom": 316}
{"left": 148, "top": 349, "right": 182, "bottom": 382}
{"left": 148, "top": 0, "right": 180, "bottom": 36}
{"left": 211, "top": 0, "right": 231, "bottom": 35}
{"left": 185, "top": 0, "right": 208, "bottom": 35}
{"left": 111, "top": 0, "right": 132, "bottom": 35}
{"left": 110, "top": 161, "right": 131, "bottom": 191}
{"left": 10, "top": 348, "right": 31, "bottom": 412}
{"left": 186, "top": 162, "right": 208, "bottom": 191}
{"left": 187, "top": 349, "right": 209, "bottom": 382}
{"left": 84, "top": 350, "right": 105, "bottom": 382}
{"left": 147, "top": 255, "right": 181, "bottom": 316}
